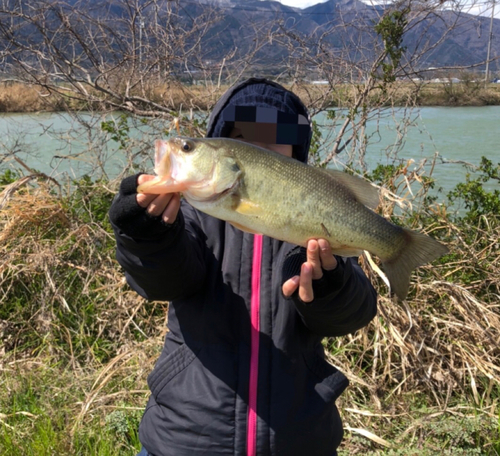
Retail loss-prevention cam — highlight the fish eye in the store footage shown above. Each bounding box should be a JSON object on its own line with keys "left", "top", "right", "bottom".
{"left": 181, "top": 140, "right": 193, "bottom": 152}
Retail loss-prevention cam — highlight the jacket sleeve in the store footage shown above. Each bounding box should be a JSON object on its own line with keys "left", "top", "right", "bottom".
{"left": 112, "top": 203, "right": 207, "bottom": 302}
{"left": 283, "top": 249, "right": 377, "bottom": 337}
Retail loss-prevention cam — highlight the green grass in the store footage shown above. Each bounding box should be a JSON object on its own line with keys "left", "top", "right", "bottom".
{"left": 0, "top": 357, "right": 148, "bottom": 455}
{"left": 2, "top": 362, "right": 497, "bottom": 455}
{"left": 338, "top": 396, "right": 500, "bottom": 454}
{"left": 1, "top": 160, "right": 499, "bottom": 454}
{"left": 2, "top": 365, "right": 497, "bottom": 451}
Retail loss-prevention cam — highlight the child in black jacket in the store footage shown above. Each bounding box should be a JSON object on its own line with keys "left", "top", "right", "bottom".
{"left": 109, "top": 78, "right": 377, "bottom": 456}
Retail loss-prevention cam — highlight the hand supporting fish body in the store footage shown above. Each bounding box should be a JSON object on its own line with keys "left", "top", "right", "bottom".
{"left": 138, "top": 137, "right": 448, "bottom": 300}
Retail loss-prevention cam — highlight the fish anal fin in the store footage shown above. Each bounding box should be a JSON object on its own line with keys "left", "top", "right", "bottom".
{"left": 323, "top": 169, "right": 380, "bottom": 209}
{"left": 330, "top": 246, "right": 363, "bottom": 257}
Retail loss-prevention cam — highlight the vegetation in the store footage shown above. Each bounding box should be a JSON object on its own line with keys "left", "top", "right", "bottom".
{"left": 0, "top": 171, "right": 165, "bottom": 455}
{"left": 1, "top": 0, "right": 499, "bottom": 453}
{"left": 2, "top": 79, "right": 500, "bottom": 114}
{"left": 1, "top": 150, "right": 499, "bottom": 454}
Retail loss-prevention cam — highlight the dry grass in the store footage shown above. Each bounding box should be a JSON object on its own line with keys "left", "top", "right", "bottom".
{"left": 0, "top": 79, "right": 229, "bottom": 114}
{"left": 332, "top": 162, "right": 500, "bottom": 452}
{"left": 0, "top": 175, "right": 169, "bottom": 453}
{"left": 416, "top": 82, "right": 500, "bottom": 107}
{"left": 0, "top": 175, "right": 166, "bottom": 360}
{"left": 0, "top": 82, "right": 62, "bottom": 112}
{"left": 0, "top": 162, "right": 499, "bottom": 453}
{"left": 2, "top": 79, "right": 500, "bottom": 114}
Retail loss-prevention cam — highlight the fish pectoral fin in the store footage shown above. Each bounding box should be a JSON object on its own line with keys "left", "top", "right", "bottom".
{"left": 229, "top": 221, "right": 261, "bottom": 234}
{"left": 234, "top": 198, "right": 262, "bottom": 217}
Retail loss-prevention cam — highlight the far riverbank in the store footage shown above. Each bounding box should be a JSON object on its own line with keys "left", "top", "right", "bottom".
{"left": 1, "top": 80, "right": 500, "bottom": 113}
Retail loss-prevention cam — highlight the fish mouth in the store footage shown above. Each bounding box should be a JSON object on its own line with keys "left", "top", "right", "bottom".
{"left": 137, "top": 140, "right": 182, "bottom": 194}
{"left": 154, "top": 139, "right": 171, "bottom": 177}
{"left": 137, "top": 138, "right": 231, "bottom": 197}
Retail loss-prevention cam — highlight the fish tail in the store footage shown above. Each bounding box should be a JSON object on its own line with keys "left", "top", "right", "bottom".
{"left": 382, "top": 228, "right": 448, "bottom": 301}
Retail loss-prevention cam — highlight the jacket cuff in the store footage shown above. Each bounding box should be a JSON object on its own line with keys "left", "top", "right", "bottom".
{"left": 113, "top": 210, "right": 185, "bottom": 257}
{"left": 304, "top": 257, "right": 346, "bottom": 303}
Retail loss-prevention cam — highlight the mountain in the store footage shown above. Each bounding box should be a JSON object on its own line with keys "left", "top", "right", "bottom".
{"left": 1, "top": 0, "right": 499, "bottom": 79}
{"left": 191, "top": 0, "right": 500, "bottom": 73}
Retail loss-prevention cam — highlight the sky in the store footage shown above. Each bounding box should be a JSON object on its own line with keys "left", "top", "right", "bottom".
{"left": 267, "top": 0, "right": 327, "bottom": 7}
{"left": 262, "top": 0, "right": 499, "bottom": 19}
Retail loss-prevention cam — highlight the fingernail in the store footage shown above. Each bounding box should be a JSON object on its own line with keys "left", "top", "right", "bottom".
{"left": 318, "top": 239, "right": 329, "bottom": 251}
{"left": 308, "top": 242, "right": 317, "bottom": 252}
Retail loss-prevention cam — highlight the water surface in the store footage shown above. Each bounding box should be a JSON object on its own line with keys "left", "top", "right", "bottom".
{"left": 1, "top": 107, "right": 498, "bottom": 204}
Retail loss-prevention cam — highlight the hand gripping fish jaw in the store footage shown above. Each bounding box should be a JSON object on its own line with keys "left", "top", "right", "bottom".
{"left": 137, "top": 138, "right": 242, "bottom": 201}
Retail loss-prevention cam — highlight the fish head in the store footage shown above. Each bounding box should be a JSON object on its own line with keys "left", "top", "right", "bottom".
{"left": 137, "top": 137, "right": 242, "bottom": 201}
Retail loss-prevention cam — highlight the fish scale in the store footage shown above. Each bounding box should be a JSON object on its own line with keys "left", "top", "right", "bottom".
{"left": 137, "top": 137, "right": 448, "bottom": 300}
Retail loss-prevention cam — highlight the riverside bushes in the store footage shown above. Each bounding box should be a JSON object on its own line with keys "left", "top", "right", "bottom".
{"left": 0, "top": 158, "right": 499, "bottom": 454}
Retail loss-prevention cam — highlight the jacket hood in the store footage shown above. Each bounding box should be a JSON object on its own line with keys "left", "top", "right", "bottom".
{"left": 206, "top": 78, "right": 312, "bottom": 163}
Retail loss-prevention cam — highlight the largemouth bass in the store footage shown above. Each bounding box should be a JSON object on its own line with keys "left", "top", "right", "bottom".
{"left": 138, "top": 137, "right": 448, "bottom": 300}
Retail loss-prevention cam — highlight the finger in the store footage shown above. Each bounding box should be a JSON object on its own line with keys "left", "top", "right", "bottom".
{"left": 162, "top": 192, "right": 181, "bottom": 224}
{"left": 299, "top": 263, "right": 314, "bottom": 303}
{"left": 146, "top": 193, "right": 174, "bottom": 217}
{"left": 137, "top": 173, "right": 157, "bottom": 187}
{"left": 282, "top": 275, "right": 300, "bottom": 298}
{"left": 317, "top": 239, "right": 338, "bottom": 271}
{"left": 137, "top": 192, "right": 157, "bottom": 208}
{"left": 136, "top": 175, "right": 157, "bottom": 208}
{"left": 306, "top": 240, "right": 323, "bottom": 280}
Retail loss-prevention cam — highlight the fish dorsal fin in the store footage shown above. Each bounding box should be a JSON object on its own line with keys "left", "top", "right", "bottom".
{"left": 322, "top": 169, "right": 380, "bottom": 209}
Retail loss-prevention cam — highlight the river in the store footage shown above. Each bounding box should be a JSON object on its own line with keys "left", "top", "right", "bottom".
{"left": 1, "top": 106, "right": 499, "bottom": 205}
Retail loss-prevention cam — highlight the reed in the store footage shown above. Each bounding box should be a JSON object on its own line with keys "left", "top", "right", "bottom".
{"left": 1, "top": 80, "right": 500, "bottom": 113}
{"left": 0, "top": 155, "right": 499, "bottom": 454}
{"left": 0, "top": 82, "right": 47, "bottom": 112}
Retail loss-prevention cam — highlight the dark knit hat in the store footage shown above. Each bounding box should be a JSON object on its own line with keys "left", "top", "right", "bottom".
{"left": 206, "top": 78, "right": 312, "bottom": 163}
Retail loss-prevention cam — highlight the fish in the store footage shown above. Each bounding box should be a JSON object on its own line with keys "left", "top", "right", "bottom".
{"left": 137, "top": 137, "right": 448, "bottom": 300}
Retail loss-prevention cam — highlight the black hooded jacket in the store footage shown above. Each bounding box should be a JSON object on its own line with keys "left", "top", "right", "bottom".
{"left": 109, "top": 79, "right": 377, "bottom": 456}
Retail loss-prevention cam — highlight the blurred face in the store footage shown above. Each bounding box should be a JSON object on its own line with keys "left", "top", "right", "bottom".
{"left": 229, "top": 128, "right": 293, "bottom": 157}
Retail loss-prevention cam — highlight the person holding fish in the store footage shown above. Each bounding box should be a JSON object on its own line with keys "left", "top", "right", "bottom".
{"left": 109, "top": 78, "right": 379, "bottom": 456}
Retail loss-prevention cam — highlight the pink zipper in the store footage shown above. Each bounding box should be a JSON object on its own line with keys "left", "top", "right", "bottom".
{"left": 247, "top": 234, "right": 263, "bottom": 456}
